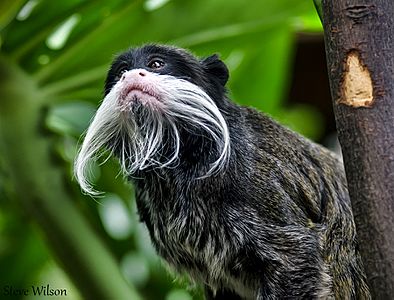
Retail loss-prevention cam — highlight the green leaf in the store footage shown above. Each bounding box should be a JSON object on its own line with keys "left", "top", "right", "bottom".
{"left": 166, "top": 289, "right": 193, "bottom": 300}
{"left": 0, "top": 0, "right": 26, "bottom": 31}
{"left": 121, "top": 252, "right": 150, "bottom": 287}
{"left": 46, "top": 101, "right": 96, "bottom": 137}
{"left": 274, "top": 104, "right": 324, "bottom": 140}
{"left": 313, "top": 0, "right": 323, "bottom": 23}
{"left": 228, "top": 27, "right": 294, "bottom": 113}
{"left": 98, "top": 194, "right": 133, "bottom": 240}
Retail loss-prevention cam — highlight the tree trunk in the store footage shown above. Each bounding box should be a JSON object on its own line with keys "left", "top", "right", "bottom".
{"left": 321, "top": 0, "right": 394, "bottom": 298}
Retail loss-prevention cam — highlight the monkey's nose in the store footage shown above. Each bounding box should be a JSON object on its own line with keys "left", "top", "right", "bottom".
{"left": 123, "top": 69, "right": 149, "bottom": 81}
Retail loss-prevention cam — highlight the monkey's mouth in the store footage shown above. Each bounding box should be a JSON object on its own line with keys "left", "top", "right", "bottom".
{"left": 118, "top": 84, "right": 162, "bottom": 112}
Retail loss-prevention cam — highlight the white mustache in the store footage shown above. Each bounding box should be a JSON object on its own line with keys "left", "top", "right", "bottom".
{"left": 74, "top": 71, "right": 230, "bottom": 195}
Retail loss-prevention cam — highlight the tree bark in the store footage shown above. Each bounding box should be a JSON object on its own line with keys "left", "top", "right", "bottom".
{"left": 321, "top": 0, "right": 394, "bottom": 298}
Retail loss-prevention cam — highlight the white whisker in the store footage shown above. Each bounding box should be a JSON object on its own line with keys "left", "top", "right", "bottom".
{"left": 74, "top": 73, "right": 230, "bottom": 194}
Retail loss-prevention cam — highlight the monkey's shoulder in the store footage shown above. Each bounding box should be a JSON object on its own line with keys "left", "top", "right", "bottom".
{"left": 232, "top": 105, "right": 343, "bottom": 173}
{"left": 224, "top": 105, "right": 350, "bottom": 222}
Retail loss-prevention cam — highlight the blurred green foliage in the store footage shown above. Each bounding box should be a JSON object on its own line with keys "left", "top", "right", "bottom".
{"left": 0, "top": 0, "right": 322, "bottom": 299}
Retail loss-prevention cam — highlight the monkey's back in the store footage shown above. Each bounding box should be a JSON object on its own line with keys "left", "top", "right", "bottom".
{"left": 233, "top": 106, "right": 371, "bottom": 299}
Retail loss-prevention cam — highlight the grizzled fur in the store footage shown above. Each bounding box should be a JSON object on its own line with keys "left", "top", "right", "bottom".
{"left": 79, "top": 45, "right": 370, "bottom": 299}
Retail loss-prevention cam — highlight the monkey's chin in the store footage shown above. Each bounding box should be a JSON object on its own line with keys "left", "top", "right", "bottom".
{"left": 118, "top": 90, "right": 163, "bottom": 113}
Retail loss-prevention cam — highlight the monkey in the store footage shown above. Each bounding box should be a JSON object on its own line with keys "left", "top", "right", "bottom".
{"left": 74, "top": 44, "right": 371, "bottom": 299}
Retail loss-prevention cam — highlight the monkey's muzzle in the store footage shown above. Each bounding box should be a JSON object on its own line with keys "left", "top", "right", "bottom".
{"left": 117, "top": 69, "right": 162, "bottom": 112}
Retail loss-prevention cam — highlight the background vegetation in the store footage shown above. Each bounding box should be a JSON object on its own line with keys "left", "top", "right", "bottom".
{"left": 0, "top": 0, "right": 324, "bottom": 299}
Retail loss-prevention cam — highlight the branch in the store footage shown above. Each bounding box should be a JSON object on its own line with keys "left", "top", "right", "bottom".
{"left": 321, "top": 0, "right": 394, "bottom": 297}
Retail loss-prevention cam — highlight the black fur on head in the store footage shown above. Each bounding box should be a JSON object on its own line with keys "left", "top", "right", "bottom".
{"left": 104, "top": 44, "right": 229, "bottom": 106}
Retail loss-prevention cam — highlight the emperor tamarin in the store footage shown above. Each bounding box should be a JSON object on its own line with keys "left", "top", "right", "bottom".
{"left": 75, "top": 44, "right": 371, "bottom": 299}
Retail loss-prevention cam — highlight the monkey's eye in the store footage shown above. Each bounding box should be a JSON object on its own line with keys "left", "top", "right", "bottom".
{"left": 147, "top": 59, "right": 165, "bottom": 69}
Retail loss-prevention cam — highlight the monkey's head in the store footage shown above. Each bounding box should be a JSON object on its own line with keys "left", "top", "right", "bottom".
{"left": 75, "top": 44, "right": 231, "bottom": 194}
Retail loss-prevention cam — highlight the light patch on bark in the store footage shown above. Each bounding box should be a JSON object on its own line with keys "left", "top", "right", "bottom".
{"left": 339, "top": 51, "right": 374, "bottom": 107}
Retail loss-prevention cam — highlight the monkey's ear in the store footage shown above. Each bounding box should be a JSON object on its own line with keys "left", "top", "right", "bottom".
{"left": 201, "top": 54, "right": 229, "bottom": 86}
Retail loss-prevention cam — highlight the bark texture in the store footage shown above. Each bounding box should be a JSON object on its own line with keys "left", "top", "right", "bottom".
{"left": 321, "top": 0, "right": 394, "bottom": 298}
